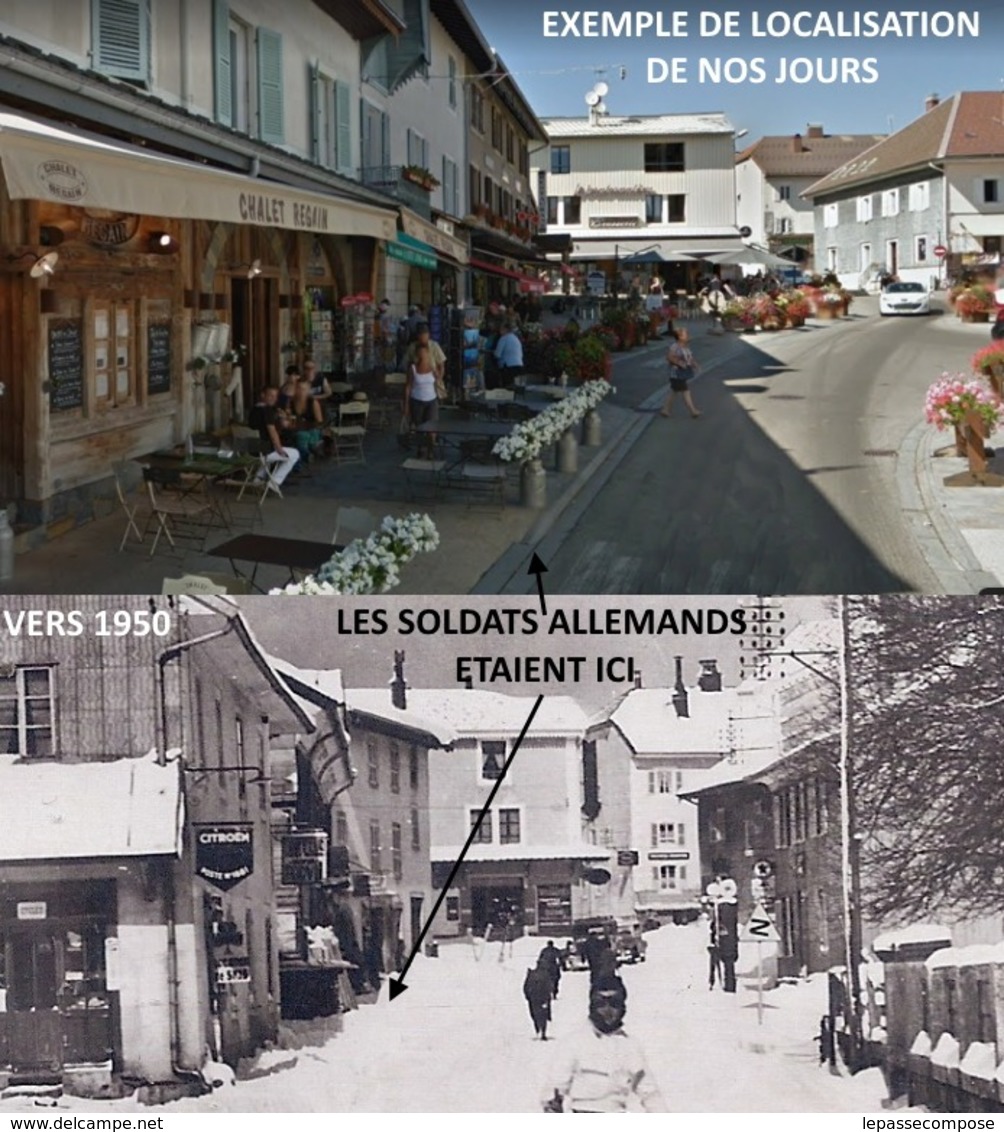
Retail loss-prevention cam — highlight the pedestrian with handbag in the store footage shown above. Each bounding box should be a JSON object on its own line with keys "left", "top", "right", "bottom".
{"left": 661, "top": 326, "right": 702, "bottom": 419}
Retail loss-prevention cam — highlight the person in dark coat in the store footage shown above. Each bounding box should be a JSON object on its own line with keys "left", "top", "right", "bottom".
{"left": 538, "top": 940, "right": 563, "bottom": 999}
{"left": 585, "top": 935, "right": 618, "bottom": 987}
{"left": 523, "top": 959, "right": 554, "bottom": 1040}
{"left": 716, "top": 879, "right": 740, "bottom": 993}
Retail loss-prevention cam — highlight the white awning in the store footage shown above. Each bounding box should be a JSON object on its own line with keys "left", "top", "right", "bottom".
{"left": 400, "top": 209, "right": 468, "bottom": 265}
{"left": 569, "top": 236, "right": 746, "bottom": 261}
{"left": 953, "top": 214, "right": 1004, "bottom": 238}
{"left": 0, "top": 111, "right": 397, "bottom": 241}
{"left": 0, "top": 752, "right": 183, "bottom": 862}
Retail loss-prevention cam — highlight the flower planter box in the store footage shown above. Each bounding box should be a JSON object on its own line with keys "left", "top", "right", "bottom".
{"left": 815, "top": 303, "right": 842, "bottom": 320}
{"left": 958, "top": 310, "right": 991, "bottom": 323}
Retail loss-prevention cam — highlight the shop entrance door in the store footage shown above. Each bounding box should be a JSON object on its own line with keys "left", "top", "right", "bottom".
{"left": 5, "top": 932, "right": 62, "bottom": 1075}
{"left": 0, "top": 275, "right": 26, "bottom": 508}
{"left": 231, "top": 276, "right": 277, "bottom": 414}
{"left": 470, "top": 883, "right": 524, "bottom": 936}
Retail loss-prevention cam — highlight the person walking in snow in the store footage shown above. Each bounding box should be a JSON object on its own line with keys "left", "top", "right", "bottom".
{"left": 538, "top": 940, "right": 563, "bottom": 999}
{"left": 543, "top": 980, "right": 664, "bottom": 1112}
{"left": 523, "top": 959, "right": 554, "bottom": 1040}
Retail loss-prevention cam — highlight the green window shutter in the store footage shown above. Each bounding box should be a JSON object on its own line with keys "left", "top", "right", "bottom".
{"left": 213, "top": 0, "right": 232, "bottom": 127}
{"left": 308, "top": 61, "right": 321, "bottom": 163}
{"left": 256, "top": 27, "right": 284, "bottom": 145}
{"left": 335, "top": 81, "right": 352, "bottom": 176}
{"left": 380, "top": 111, "right": 390, "bottom": 168}
{"left": 92, "top": 0, "right": 149, "bottom": 82}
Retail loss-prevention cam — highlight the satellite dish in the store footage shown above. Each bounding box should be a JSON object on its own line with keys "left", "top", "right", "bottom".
{"left": 594, "top": 80, "right": 609, "bottom": 97}
{"left": 596, "top": 102, "right": 607, "bottom": 115}
{"left": 585, "top": 91, "right": 600, "bottom": 107}
{"left": 30, "top": 251, "right": 59, "bottom": 278}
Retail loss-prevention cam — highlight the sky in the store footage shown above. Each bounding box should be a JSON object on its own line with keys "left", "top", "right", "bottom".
{"left": 463, "top": 0, "right": 1004, "bottom": 140}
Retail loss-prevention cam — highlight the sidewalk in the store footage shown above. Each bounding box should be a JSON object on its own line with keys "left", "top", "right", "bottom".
{"left": 3, "top": 323, "right": 738, "bottom": 597}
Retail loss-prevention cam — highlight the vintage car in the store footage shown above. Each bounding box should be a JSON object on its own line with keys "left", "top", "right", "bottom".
{"left": 561, "top": 915, "right": 617, "bottom": 970}
{"left": 614, "top": 919, "right": 647, "bottom": 964}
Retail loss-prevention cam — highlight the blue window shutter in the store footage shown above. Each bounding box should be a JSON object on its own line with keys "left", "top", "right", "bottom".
{"left": 335, "top": 81, "right": 352, "bottom": 176}
{"left": 308, "top": 61, "right": 320, "bottom": 163}
{"left": 256, "top": 27, "right": 284, "bottom": 145}
{"left": 92, "top": 0, "right": 149, "bottom": 82}
{"left": 213, "top": 0, "right": 232, "bottom": 127}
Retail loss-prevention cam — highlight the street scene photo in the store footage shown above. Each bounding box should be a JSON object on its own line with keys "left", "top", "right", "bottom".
{"left": 1, "top": 594, "right": 1003, "bottom": 1113}
{"left": 2, "top": 1, "right": 1004, "bottom": 595}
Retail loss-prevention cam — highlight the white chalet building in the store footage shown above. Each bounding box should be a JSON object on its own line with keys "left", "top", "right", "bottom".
{"left": 531, "top": 103, "right": 744, "bottom": 290}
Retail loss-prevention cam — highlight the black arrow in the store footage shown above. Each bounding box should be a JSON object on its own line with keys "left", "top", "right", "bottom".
{"left": 527, "top": 552, "right": 548, "bottom": 615}
{"left": 389, "top": 694, "right": 544, "bottom": 1001}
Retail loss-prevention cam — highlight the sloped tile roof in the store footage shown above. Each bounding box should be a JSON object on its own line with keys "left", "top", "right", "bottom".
{"left": 737, "top": 132, "right": 885, "bottom": 178}
{"left": 805, "top": 93, "right": 1004, "bottom": 197}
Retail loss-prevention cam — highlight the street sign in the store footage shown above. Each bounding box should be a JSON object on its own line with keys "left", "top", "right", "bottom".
{"left": 934, "top": 244, "right": 948, "bottom": 258}
{"left": 740, "top": 902, "right": 781, "bottom": 943}
{"left": 617, "top": 850, "right": 640, "bottom": 867}
{"left": 753, "top": 860, "right": 773, "bottom": 879}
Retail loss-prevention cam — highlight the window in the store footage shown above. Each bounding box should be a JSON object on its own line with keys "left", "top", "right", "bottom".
{"left": 709, "top": 806, "right": 726, "bottom": 843}
{"left": 389, "top": 743, "right": 400, "bottom": 794}
{"left": 406, "top": 129, "right": 428, "bottom": 170}
{"left": 499, "top": 808, "right": 521, "bottom": 844}
{"left": 653, "top": 865, "right": 685, "bottom": 890}
{"left": 410, "top": 807, "right": 421, "bottom": 852}
{"left": 564, "top": 196, "right": 582, "bottom": 225}
{"left": 491, "top": 108, "right": 503, "bottom": 151}
{"left": 826, "top": 246, "right": 838, "bottom": 271}
{"left": 442, "top": 157, "right": 459, "bottom": 216}
{"left": 0, "top": 667, "right": 55, "bottom": 758}
{"left": 643, "top": 142, "right": 684, "bottom": 172}
{"left": 648, "top": 770, "right": 674, "bottom": 794}
{"left": 367, "top": 738, "right": 378, "bottom": 788}
{"left": 916, "top": 235, "right": 928, "bottom": 262}
{"left": 984, "top": 179, "right": 1000, "bottom": 204}
{"left": 823, "top": 202, "right": 839, "bottom": 228}
{"left": 909, "top": 181, "right": 930, "bottom": 211}
{"left": 469, "top": 164, "right": 480, "bottom": 209}
{"left": 778, "top": 217, "right": 792, "bottom": 235}
{"left": 470, "top": 808, "right": 492, "bottom": 843}
{"left": 651, "top": 822, "right": 677, "bottom": 847}
{"left": 391, "top": 823, "right": 403, "bottom": 881}
{"left": 506, "top": 126, "right": 515, "bottom": 164}
{"left": 817, "top": 889, "right": 830, "bottom": 954}
{"left": 518, "top": 142, "right": 529, "bottom": 177}
{"left": 92, "top": 299, "right": 138, "bottom": 409}
{"left": 645, "top": 194, "right": 662, "bottom": 224}
{"left": 481, "top": 740, "right": 505, "bottom": 780}
{"left": 409, "top": 746, "right": 420, "bottom": 791}
{"left": 778, "top": 184, "right": 791, "bottom": 202}
{"left": 666, "top": 194, "right": 685, "bottom": 223}
{"left": 93, "top": 0, "right": 149, "bottom": 83}
{"left": 469, "top": 86, "right": 484, "bottom": 133}
{"left": 311, "top": 70, "right": 352, "bottom": 174}
{"left": 334, "top": 809, "right": 348, "bottom": 848}
{"left": 546, "top": 196, "right": 559, "bottom": 225}
{"left": 369, "top": 820, "right": 381, "bottom": 873}
{"left": 860, "top": 243, "right": 872, "bottom": 272}
{"left": 856, "top": 195, "right": 873, "bottom": 222}
{"left": 447, "top": 55, "right": 457, "bottom": 108}
{"left": 483, "top": 175, "right": 494, "bottom": 210}
{"left": 551, "top": 146, "right": 571, "bottom": 175}
{"left": 361, "top": 101, "right": 389, "bottom": 169}
{"left": 881, "top": 188, "right": 900, "bottom": 217}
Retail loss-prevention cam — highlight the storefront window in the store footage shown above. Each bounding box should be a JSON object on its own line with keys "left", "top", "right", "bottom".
{"left": 0, "top": 666, "right": 55, "bottom": 758}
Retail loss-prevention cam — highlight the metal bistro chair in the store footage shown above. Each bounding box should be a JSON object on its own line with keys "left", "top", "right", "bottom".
{"left": 329, "top": 399, "right": 370, "bottom": 464}
{"left": 142, "top": 466, "right": 214, "bottom": 556}
{"left": 371, "top": 372, "right": 408, "bottom": 431}
{"left": 112, "top": 461, "right": 149, "bottom": 552}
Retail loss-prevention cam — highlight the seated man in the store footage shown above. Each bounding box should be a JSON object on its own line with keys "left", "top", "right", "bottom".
{"left": 249, "top": 386, "right": 300, "bottom": 487}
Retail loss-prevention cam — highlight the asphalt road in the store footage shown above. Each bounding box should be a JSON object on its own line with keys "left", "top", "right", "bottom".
{"left": 537, "top": 298, "right": 971, "bottom": 594}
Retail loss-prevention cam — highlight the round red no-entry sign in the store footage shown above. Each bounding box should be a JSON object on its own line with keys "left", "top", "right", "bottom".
{"left": 934, "top": 244, "right": 948, "bottom": 258}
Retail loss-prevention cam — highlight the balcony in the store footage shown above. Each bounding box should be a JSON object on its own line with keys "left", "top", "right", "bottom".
{"left": 359, "top": 165, "right": 434, "bottom": 220}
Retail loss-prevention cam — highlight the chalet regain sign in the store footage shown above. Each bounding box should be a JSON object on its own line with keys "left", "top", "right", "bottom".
{"left": 195, "top": 824, "right": 254, "bottom": 892}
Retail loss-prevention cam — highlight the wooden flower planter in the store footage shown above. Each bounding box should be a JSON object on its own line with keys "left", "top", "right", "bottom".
{"left": 944, "top": 409, "right": 1004, "bottom": 487}
{"left": 814, "top": 303, "right": 842, "bottom": 320}
{"left": 958, "top": 310, "right": 991, "bottom": 324}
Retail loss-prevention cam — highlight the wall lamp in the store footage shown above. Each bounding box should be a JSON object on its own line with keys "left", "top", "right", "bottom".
{"left": 149, "top": 231, "right": 178, "bottom": 253}
{"left": 234, "top": 259, "right": 263, "bottom": 279}
{"left": 7, "top": 250, "right": 59, "bottom": 277}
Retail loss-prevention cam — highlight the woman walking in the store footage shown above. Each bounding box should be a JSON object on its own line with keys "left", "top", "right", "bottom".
{"left": 404, "top": 342, "right": 440, "bottom": 459}
{"left": 661, "top": 327, "right": 702, "bottom": 419}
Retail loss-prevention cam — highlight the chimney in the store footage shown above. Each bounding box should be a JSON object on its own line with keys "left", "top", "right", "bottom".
{"left": 698, "top": 659, "right": 722, "bottom": 692}
{"left": 806, "top": 123, "right": 824, "bottom": 139}
{"left": 633, "top": 668, "right": 643, "bottom": 690}
{"left": 925, "top": 93, "right": 940, "bottom": 113}
{"left": 391, "top": 649, "right": 407, "bottom": 710}
{"left": 671, "top": 656, "right": 689, "bottom": 719}
{"left": 791, "top": 133, "right": 803, "bottom": 154}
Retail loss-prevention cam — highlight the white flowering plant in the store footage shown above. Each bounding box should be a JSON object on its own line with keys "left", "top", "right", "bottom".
{"left": 492, "top": 379, "right": 614, "bottom": 462}
{"left": 273, "top": 513, "right": 439, "bottom": 595}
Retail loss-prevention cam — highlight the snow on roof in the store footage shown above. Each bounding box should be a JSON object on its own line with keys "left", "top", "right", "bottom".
{"left": 871, "top": 923, "right": 952, "bottom": 953}
{"left": 0, "top": 751, "right": 182, "bottom": 861}
{"left": 542, "top": 112, "right": 733, "bottom": 138}
{"left": 273, "top": 661, "right": 345, "bottom": 707}
{"left": 609, "top": 685, "right": 776, "bottom": 758}
{"left": 349, "top": 688, "right": 587, "bottom": 739}
{"left": 925, "top": 943, "right": 1004, "bottom": 969}
{"left": 431, "top": 843, "right": 610, "bottom": 863}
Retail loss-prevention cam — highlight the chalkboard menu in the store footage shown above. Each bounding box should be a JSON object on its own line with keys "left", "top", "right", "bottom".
{"left": 48, "top": 319, "right": 84, "bottom": 412}
{"left": 147, "top": 322, "right": 172, "bottom": 395}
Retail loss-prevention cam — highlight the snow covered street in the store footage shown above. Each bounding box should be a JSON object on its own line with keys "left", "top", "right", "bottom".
{"left": 2, "top": 923, "right": 892, "bottom": 1113}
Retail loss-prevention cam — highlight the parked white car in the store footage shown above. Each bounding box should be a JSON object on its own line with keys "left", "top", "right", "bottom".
{"left": 879, "top": 281, "right": 931, "bottom": 316}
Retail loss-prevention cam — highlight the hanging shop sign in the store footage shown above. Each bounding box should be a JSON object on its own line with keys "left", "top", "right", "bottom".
{"left": 214, "top": 958, "right": 252, "bottom": 986}
{"left": 281, "top": 829, "right": 329, "bottom": 885}
{"left": 648, "top": 851, "right": 689, "bottom": 861}
{"left": 80, "top": 209, "right": 140, "bottom": 247}
{"left": 195, "top": 824, "right": 254, "bottom": 892}
{"left": 589, "top": 216, "right": 639, "bottom": 229}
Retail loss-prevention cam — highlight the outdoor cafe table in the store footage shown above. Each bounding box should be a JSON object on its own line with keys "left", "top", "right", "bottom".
{"left": 416, "top": 418, "right": 513, "bottom": 472}
{"left": 207, "top": 533, "right": 341, "bottom": 592}
{"left": 521, "top": 383, "right": 569, "bottom": 400}
{"left": 134, "top": 448, "right": 260, "bottom": 525}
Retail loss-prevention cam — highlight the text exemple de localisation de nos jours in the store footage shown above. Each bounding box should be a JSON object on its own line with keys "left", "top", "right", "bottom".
{"left": 541, "top": 8, "right": 981, "bottom": 86}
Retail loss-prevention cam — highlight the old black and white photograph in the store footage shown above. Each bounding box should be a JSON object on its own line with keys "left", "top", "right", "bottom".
{"left": 0, "top": 593, "right": 1002, "bottom": 1114}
